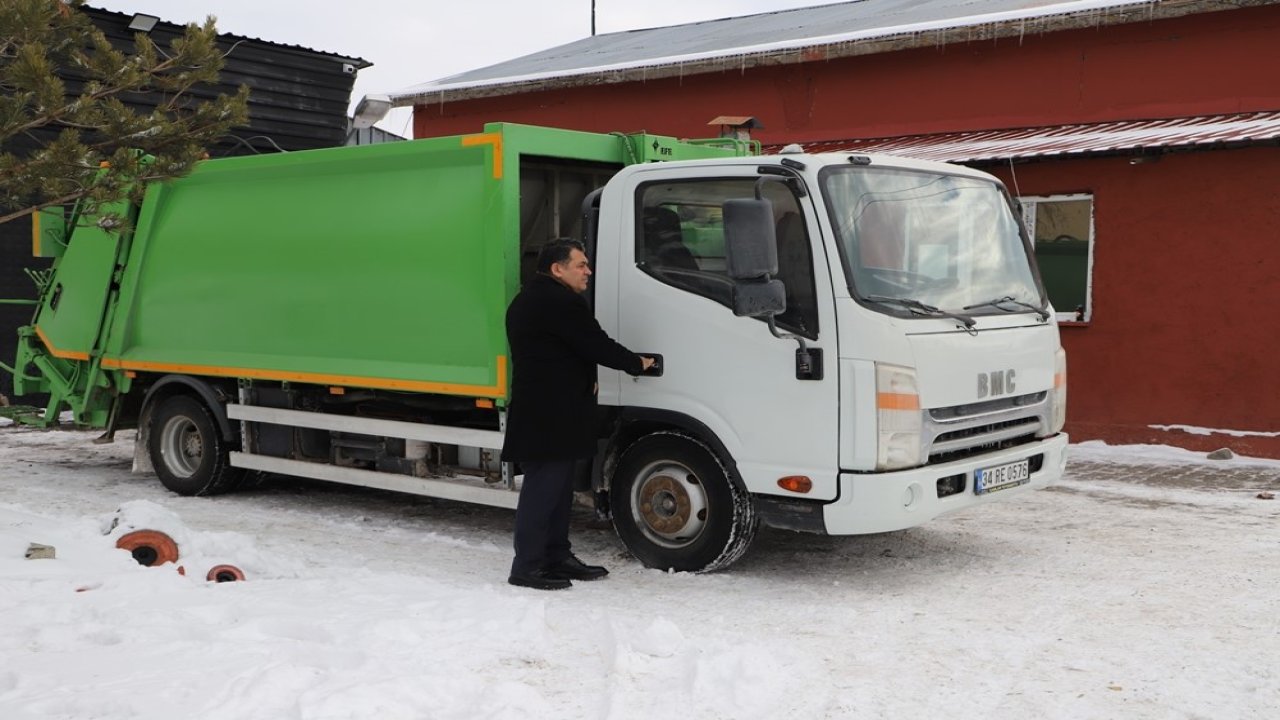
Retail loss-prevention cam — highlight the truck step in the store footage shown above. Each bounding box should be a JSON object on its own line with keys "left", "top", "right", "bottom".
{"left": 226, "top": 403, "right": 503, "bottom": 448}
{"left": 228, "top": 451, "right": 521, "bottom": 509}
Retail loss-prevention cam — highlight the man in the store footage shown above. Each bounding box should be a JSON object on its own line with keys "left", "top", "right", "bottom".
{"left": 502, "top": 239, "right": 654, "bottom": 590}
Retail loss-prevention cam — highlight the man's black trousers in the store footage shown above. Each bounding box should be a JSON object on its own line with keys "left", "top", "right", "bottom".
{"left": 511, "top": 459, "right": 583, "bottom": 575}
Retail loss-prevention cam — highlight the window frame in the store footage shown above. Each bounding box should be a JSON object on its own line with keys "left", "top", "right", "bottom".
{"left": 633, "top": 176, "right": 821, "bottom": 339}
{"left": 1019, "top": 192, "right": 1096, "bottom": 323}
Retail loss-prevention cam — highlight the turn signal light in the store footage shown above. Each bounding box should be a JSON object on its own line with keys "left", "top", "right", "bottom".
{"left": 875, "top": 363, "right": 924, "bottom": 470}
{"left": 777, "top": 476, "right": 813, "bottom": 493}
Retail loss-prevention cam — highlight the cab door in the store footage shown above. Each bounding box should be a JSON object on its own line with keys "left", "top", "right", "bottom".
{"left": 599, "top": 164, "right": 841, "bottom": 500}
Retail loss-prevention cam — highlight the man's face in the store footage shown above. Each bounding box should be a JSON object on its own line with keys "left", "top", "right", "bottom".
{"left": 552, "top": 248, "right": 592, "bottom": 294}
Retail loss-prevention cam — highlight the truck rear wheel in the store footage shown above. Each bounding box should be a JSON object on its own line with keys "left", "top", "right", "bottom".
{"left": 610, "top": 432, "right": 757, "bottom": 572}
{"left": 148, "top": 394, "right": 242, "bottom": 496}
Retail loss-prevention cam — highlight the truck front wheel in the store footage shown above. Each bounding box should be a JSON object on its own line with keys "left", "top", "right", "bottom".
{"left": 148, "top": 394, "right": 242, "bottom": 496}
{"left": 610, "top": 432, "right": 757, "bottom": 572}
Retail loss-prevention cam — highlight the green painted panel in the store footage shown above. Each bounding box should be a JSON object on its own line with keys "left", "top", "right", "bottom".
{"left": 33, "top": 206, "right": 68, "bottom": 258}
{"left": 35, "top": 207, "right": 124, "bottom": 357}
{"left": 111, "top": 136, "right": 507, "bottom": 392}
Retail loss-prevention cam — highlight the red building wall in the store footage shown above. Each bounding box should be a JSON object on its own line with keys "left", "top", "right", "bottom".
{"left": 415, "top": 6, "right": 1280, "bottom": 142}
{"left": 986, "top": 148, "right": 1280, "bottom": 456}
{"left": 413, "top": 5, "right": 1280, "bottom": 455}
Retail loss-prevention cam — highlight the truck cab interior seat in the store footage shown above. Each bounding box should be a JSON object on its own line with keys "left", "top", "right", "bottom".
{"left": 641, "top": 206, "right": 700, "bottom": 272}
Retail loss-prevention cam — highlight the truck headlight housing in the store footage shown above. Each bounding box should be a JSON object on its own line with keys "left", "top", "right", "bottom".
{"left": 876, "top": 363, "right": 923, "bottom": 471}
{"left": 1041, "top": 347, "right": 1067, "bottom": 436}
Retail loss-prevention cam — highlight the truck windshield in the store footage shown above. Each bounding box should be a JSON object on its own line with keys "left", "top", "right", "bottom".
{"left": 821, "top": 166, "right": 1044, "bottom": 317}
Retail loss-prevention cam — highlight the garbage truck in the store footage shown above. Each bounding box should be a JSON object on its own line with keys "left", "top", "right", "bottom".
{"left": 7, "top": 122, "right": 1068, "bottom": 571}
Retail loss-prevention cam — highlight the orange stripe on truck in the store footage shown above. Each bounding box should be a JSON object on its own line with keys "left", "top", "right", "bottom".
{"left": 34, "top": 325, "right": 90, "bottom": 361}
{"left": 461, "top": 133, "right": 504, "bottom": 179}
{"left": 98, "top": 354, "right": 509, "bottom": 399}
{"left": 876, "top": 392, "right": 921, "bottom": 410}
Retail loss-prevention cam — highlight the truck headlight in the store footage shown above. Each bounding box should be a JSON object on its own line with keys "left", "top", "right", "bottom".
{"left": 876, "top": 363, "right": 923, "bottom": 470}
{"left": 1042, "top": 347, "right": 1067, "bottom": 436}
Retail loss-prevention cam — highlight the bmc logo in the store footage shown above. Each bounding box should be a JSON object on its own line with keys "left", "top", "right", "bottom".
{"left": 978, "top": 369, "right": 1016, "bottom": 399}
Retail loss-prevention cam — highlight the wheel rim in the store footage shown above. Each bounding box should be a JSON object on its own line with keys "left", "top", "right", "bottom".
{"left": 630, "top": 459, "right": 709, "bottom": 548}
{"left": 159, "top": 414, "right": 202, "bottom": 478}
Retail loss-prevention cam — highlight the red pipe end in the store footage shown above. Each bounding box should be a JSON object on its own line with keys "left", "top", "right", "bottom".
{"left": 206, "top": 564, "right": 246, "bottom": 583}
{"left": 115, "top": 530, "right": 180, "bottom": 567}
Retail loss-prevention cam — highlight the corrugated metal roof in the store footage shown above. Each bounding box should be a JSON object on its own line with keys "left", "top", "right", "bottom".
{"left": 388, "top": 0, "right": 1258, "bottom": 105}
{"left": 783, "top": 112, "right": 1280, "bottom": 162}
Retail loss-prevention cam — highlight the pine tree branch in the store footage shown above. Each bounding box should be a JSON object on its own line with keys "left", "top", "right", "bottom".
{"left": 0, "top": 190, "right": 82, "bottom": 225}
{"left": 4, "top": 52, "right": 195, "bottom": 138}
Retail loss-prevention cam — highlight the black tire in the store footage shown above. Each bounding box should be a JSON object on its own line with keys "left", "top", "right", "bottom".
{"left": 148, "top": 394, "right": 242, "bottom": 496}
{"left": 610, "top": 431, "right": 757, "bottom": 572}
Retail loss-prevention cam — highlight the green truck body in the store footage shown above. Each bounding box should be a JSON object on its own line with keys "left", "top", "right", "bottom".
{"left": 15, "top": 123, "right": 749, "bottom": 426}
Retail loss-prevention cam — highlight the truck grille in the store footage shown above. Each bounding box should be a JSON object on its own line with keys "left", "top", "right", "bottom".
{"left": 929, "top": 392, "right": 1047, "bottom": 421}
{"left": 924, "top": 392, "right": 1049, "bottom": 464}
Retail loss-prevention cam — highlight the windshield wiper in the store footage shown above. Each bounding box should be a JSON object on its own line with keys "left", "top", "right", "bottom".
{"left": 864, "top": 295, "right": 976, "bottom": 328}
{"left": 963, "top": 296, "right": 1050, "bottom": 321}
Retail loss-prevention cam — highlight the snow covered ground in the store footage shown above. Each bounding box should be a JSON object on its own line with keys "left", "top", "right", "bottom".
{"left": 1, "top": 426, "right": 1277, "bottom": 719}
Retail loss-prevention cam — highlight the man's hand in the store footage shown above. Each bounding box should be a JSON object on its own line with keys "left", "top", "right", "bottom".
{"left": 640, "top": 356, "right": 657, "bottom": 371}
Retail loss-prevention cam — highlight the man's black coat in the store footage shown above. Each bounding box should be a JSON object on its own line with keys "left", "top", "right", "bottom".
{"left": 502, "top": 274, "right": 644, "bottom": 462}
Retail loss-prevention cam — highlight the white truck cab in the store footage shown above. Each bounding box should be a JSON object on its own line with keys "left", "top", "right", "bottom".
{"left": 591, "top": 150, "right": 1068, "bottom": 570}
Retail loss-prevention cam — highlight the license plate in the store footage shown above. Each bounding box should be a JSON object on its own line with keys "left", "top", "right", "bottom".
{"left": 975, "top": 458, "right": 1030, "bottom": 494}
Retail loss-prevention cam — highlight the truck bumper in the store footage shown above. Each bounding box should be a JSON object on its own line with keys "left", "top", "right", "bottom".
{"left": 822, "top": 433, "right": 1069, "bottom": 535}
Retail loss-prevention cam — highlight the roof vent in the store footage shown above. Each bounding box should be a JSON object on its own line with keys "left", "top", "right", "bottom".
{"left": 708, "top": 115, "right": 761, "bottom": 141}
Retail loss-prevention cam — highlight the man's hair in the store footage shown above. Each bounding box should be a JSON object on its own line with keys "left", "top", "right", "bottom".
{"left": 535, "top": 239, "right": 586, "bottom": 273}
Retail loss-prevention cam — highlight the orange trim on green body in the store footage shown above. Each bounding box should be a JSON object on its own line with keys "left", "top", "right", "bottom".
{"left": 37, "top": 324, "right": 509, "bottom": 399}
{"left": 461, "top": 133, "right": 504, "bottom": 179}
{"left": 97, "top": 355, "right": 509, "bottom": 398}
{"left": 34, "top": 325, "right": 90, "bottom": 361}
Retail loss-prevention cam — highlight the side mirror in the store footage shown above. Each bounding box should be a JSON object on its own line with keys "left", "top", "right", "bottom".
{"left": 732, "top": 280, "right": 786, "bottom": 318}
{"left": 723, "top": 198, "right": 786, "bottom": 318}
{"left": 723, "top": 198, "right": 777, "bottom": 279}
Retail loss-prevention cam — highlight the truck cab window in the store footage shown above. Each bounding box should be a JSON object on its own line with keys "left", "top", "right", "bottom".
{"left": 636, "top": 179, "right": 819, "bottom": 338}
{"left": 823, "top": 167, "right": 1042, "bottom": 317}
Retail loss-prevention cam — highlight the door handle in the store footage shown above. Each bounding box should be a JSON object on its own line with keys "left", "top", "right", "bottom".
{"left": 638, "top": 353, "right": 663, "bottom": 377}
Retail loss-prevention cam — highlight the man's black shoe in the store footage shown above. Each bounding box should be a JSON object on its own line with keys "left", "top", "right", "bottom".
{"left": 508, "top": 569, "right": 572, "bottom": 591}
{"left": 544, "top": 555, "right": 609, "bottom": 581}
